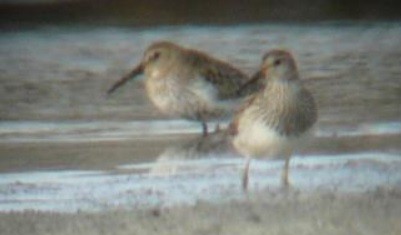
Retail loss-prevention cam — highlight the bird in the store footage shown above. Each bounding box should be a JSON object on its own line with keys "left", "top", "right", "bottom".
{"left": 229, "top": 49, "right": 317, "bottom": 191}
{"left": 108, "top": 41, "right": 259, "bottom": 136}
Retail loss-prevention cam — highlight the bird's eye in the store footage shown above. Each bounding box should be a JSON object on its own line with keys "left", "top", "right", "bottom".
{"left": 273, "top": 59, "right": 281, "bottom": 66}
{"left": 151, "top": 52, "right": 160, "bottom": 61}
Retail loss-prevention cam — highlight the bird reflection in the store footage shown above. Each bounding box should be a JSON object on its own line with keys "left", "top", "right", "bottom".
{"left": 150, "top": 129, "right": 240, "bottom": 175}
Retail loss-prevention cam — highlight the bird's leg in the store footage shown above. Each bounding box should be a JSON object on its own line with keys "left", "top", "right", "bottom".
{"left": 242, "top": 157, "right": 252, "bottom": 191}
{"left": 214, "top": 123, "right": 221, "bottom": 133}
{"left": 281, "top": 157, "right": 290, "bottom": 187}
{"left": 201, "top": 121, "right": 208, "bottom": 137}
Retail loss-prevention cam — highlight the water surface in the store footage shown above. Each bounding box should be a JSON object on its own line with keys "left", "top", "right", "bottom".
{"left": 0, "top": 22, "right": 400, "bottom": 212}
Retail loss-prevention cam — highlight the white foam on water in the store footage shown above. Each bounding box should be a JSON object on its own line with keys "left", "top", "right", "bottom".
{"left": 0, "top": 152, "right": 400, "bottom": 213}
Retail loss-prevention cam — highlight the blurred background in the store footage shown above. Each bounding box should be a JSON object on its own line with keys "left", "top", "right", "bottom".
{"left": 0, "top": 0, "right": 400, "bottom": 143}
{"left": 0, "top": 1, "right": 400, "bottom": 150}
{"left": 1, "top": 0, "right": 401, "bottom": 27}
{"left": 0, "top": 1, "right": 401, "bottom": 232}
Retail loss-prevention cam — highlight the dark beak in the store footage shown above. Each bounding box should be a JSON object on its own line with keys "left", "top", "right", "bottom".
{"left": 236, "top": 70, "right": 264, "bottom": 96}
{"left": 107, "top": 63, "right": 144, "bottom": 94}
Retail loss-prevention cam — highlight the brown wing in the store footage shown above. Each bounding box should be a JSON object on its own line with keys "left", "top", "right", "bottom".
{"left": 283, "top": 88, "right": 317, "bottom": 136}
{"left": 297, "top": 88, "right": 318, "bottom": 131}
{"left": 187, "top": 51, "right": 249, "bottom": 99}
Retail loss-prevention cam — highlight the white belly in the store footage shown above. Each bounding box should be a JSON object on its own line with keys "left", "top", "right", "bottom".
{"left": 233, "top": 118, "right": 294, "bottom": 159}
{"left": 146, "top": 78, "right": 184, "bottom": 115}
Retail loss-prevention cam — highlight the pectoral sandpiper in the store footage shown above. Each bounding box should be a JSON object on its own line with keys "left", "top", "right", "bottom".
{"left": 229, "top": 49, "right": 317, "bottom": 190}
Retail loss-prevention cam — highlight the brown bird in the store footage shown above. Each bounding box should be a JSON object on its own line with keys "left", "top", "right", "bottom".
{"left": 229, "top": 49, "right": 317, "bottom": 190}
{"left": 108, "top": 41, "right": 257, "bottom": 136}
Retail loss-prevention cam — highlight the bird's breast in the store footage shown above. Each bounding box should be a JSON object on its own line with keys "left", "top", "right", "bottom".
{"left": 145, "top": 74, "right": 182, "bottom": 113}
{"left": 233, "top": 111, "right": 294, "bottom": 159}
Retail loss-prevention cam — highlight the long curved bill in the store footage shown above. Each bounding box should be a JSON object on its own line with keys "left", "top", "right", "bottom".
{"left": 107, "top": 63, "right": 144, "bottom": 94}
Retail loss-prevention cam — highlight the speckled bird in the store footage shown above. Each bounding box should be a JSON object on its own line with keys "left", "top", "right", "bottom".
{"left": 229, "top": 49, "right": 317, "bottom": 190}
{"left": 108, "top": 41, "right": 257, "bottom": 136}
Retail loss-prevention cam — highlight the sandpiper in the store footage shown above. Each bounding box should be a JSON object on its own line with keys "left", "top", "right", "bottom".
{"left": 108, "top": 41, "right": 257, "bottom": 136}
{"left": 229, "top": 49, "right": 317, "bottom": 190}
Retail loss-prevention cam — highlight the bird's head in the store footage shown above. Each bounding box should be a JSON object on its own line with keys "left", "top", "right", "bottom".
{"left": 142, "top": 41, "right": 184, "bottom": 76}
{"left": 259, "top": 49, "right": 298, "bottom": 82}
{"left": 107, "top": 41, "right": 183, "bottom": 94}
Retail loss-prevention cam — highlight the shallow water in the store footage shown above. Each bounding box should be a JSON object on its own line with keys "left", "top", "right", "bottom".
{"left": 0, "top": 151, "right": 400, "bottom": 213}
{"left": 0, "top": 22, "right": 400, "bottom": 213}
